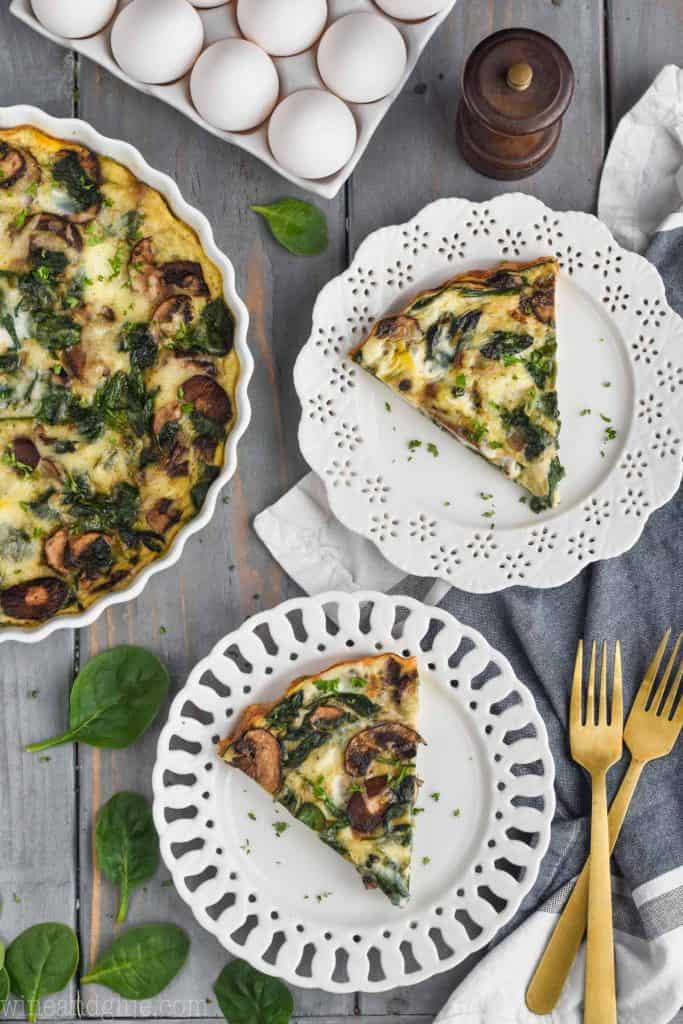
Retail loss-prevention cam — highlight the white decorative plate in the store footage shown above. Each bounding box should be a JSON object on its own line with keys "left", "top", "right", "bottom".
{"left": 294, "top": 195, "right": 683, "bottom": 592}
{"left": 10, "top": 0, "right": 457, "bottom": 200}
{"left": 0, "top": 105, "right": 252, "bottom": 644}
{"left": 152, "top": 591, "right": 555, "bottom": 993}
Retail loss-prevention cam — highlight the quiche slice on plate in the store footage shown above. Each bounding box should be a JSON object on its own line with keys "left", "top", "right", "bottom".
{"left": 218, "top": 653, "right": 423, "bottom": 906}
{"left": 351, "top": 257, "right": 564, "bottom": 510}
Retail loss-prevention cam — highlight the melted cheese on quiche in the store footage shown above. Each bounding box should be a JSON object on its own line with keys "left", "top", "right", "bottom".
{"left": 220, "top": 654, "right": 422, "bottom": 907}
{"left": 0, "top": 125, "right": 239, "bottom": 626}
{"left": 352, "top": 258, "right": 564, "bottom": 508}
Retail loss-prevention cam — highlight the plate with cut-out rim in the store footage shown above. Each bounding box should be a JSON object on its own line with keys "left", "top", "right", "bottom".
{"left": 294, "top": 194, "right": 683, "bottom": 592}
{"left": 152, "top": 591, "right": 554, "bottom": 993}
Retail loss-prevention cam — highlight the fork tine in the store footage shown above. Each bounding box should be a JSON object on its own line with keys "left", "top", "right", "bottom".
{"left": 571, "top": 639, "right": 584, "bottom": 728}
{"left": 587, "top": 640, "right": 597, "bottom": 725}
{"left": 634, "top": 627, "right": 672, "bottom": 712}
{"left": 612, "top": 641, "right": 623, "bottom": 726}
{"left": 657, "top": 632, "right": 682, "bottom": 716}
{"left": 599, "top": 640, "right": 608, "bottom": 724}
{"left": 661, "top": 638, "right": 683, "bottom": 720}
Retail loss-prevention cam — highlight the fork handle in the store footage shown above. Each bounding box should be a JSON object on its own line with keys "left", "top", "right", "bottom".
{"left": 584, "top": 768, "right": 617, "bottom": 1023}
{"left": 526, "top": 758, "right": 643, "bottom": 1014}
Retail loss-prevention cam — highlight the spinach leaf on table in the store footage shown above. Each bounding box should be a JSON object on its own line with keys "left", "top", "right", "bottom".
{"left": 95, "top": 792, "right": 160, "bottom": 923}
{"left": 251, "top": 198, "right": 328, "bottom": 257}
{"left": 214, "top": 959, "right": 293, "bottom": 1024}
{"left": 26, "top": 645, "right": 170, "bottom": 753}
{"left": 0, "top": 942, "right": 8, "bottom": 1013}
{"left": 5, "top": 923, "right": 79, "bottom": 1023}
{"left": 81, "top": 923, "right": 189, "bottom": 998}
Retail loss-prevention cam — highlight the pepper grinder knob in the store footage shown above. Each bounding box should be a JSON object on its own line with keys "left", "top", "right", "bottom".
{"left": 506, "top": 62, "right": 533, "bottom": 92}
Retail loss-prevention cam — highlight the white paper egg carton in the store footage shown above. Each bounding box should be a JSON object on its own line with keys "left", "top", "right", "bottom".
{"left": 10, "top": 0, "right": 457, "bottom": 198}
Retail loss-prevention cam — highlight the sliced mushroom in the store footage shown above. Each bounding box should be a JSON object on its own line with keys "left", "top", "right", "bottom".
{"left": 145, "top": 498, "right": 181, "bottom": 533}
{"left": 0, "top": 142, "right": 26, "bottom": 189}
{"left": 529, "top": 287, "right": 555, "bottom": 325}
{"left": 232, "top": 728, "right": 282, "bottom": 794}
{"left": 152, "top": 401, "right": 181, "bottom": 438}
{"left": 62, "top": 343, "right": 87, "bottom": 380}
{"left": 129, "top": 236, "right": 165, "bottom": 302}
{"left": 0, "top": 577, "right": 69, "bottom": 621}
{"left": 11, "top": 436, "right": 40, "bottom": 471}
{"left": 346, "top": 775, "right": 394, "bottom": 834}
{"left": 181, "top": 375, "right": 232, "bottom": 423}
{"left": 53, "top": 148, "right": 102, "bottom": 223}
{"left": 151, "top": 295, "right": 192, "bottom": 343}
{"left": 68, "top": 531, "right": 108, "bottom": 563}
{"left": 345, "top": 722, "right": 423, "bottom": 777}
{"left": 44, "top": 529, "right": 69, "bottom": 574}
{"left": 161, "top": 260, "right": 209, "bottom": 296}
{"left": 383, "top": 657, "right": 417, "bottom": 706}
{"left": 373, "top": 314, "right": 420, "bottom": 343}
{"left": 181, "top": 357, "right": 217, "bottom": 376}
{"left": 25, "top": 212, "right": 83, "bottom": 253}
{"left": 309, "top": 705, "right": 347, "bottom": 730}
{"left": 40, "top": 457, "right": 67, "bottom": 482}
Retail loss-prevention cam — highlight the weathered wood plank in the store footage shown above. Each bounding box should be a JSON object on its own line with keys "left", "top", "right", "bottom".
{"left": 75, "top": 59, "right": 352, "bottom": 1019}
{"left": 0, "top": 8, "right": 78, "bottom": 1021}
{"left": 608, "top": 0, "right": 683, "bottom": 127}
{"left": 352, "top": 0, "right": 606, "bottom": 1016}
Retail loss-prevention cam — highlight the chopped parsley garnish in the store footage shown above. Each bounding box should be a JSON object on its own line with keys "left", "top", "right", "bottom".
{"left": 422, "top": 856, "right": 431, "bottom": 865}
{"left": 273, "top": 821, "right": 288, "bottom": 837}
{"left": 385, "top": 401, "right": 391, "bottom": 411}
{"left": 426, "top": 442, "right": 439, "bottom": 457}
{"left": 580, "top": 408, "right": 591, "bottom": 416}
{"left": 430, "top": 792, "right": 440, "bottom": 802}
{"left": 314, "top": 678, "right": 340, "bottom": 693}
{"left": 407, "top": 439, "right": 422, "bottom": 451}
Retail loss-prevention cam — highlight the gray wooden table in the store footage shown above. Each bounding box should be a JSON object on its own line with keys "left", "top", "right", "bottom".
{"left": 0, "top": 0, "right": 680, "bottom": 1020}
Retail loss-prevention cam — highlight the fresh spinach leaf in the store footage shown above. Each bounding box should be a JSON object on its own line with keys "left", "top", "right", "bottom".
{"left": 26, "top": 645, "right": 169, "bottom": 753}
{"left": 0, "top": 965, "right": 8, "bottom": 1014}
{"left": 251, "top": 198, "right": 328, "bottom": 257}
{"left": 95, "top": 792, "right": 160, "bottom": 923}
{"left": 5, "top": 922, "right": 79, "bottom": 1023}
{"left": 213, "top": 959, "right": 293, "bottom": 1024}
{"left": 81, "top": 923, "right": 189, "bottom": 998}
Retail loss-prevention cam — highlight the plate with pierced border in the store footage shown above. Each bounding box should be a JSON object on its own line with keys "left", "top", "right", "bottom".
{"left": 152, "top": 590, "right": 554, "bottom": 993}
{"left": 294, "top": 194, "right": 683, "bottom": 592}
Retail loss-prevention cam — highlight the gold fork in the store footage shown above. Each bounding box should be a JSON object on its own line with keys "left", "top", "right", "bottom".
{"left": 526, "top": 630, "right": 682, "bottom": 1015}
{"left": 568, "top": 640, "right": 623, "bottom": 1024}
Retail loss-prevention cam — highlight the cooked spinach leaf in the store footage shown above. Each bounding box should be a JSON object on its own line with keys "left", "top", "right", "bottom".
{"left": 501, "top": 405, "right": 553, "bottom": 461}
{"left": 5, "top": 923, "right": 79, "bottom": 1023}
{"left": 120, "top": 209, "right": 145, "bottom": 244}
{"left": 190, "top": 463, "right": 220, "bottom": 509}
{"left": 480, "top": 331, "right": 533, "bottom": 360}
{"left": 296, "top": 802, "right": 327, "bottom": 832}
{"left": 265, "top": 690, "right": 303, "bottom": 728}
{"left": 524, "top": 340, "right": 556, "bottom": 388}
{"left": 251, "top": 198, "right": 328, "bottom": 257}
{"left": 32, "top": 311, "right": 81, "bottom": 353}
{"left": 26, "top": 645, "right": 169, "bottom": 752}
{"left": 171, "top": 298, "right": 235, "bottom": 357}
{"left": 96, "top": 792, "right": 160, "bottom": 923}
{"left": 52, "top": 151, "right": 101, "bottom": 213}
{"left": 62, "top": 475, "right": 140, "bottom": 533}
{"left": 213, "top": 958, "right": 293, "bottom": 1024}
{"left": 96, "top": 369, "right": 155, "bottom": 437}
{"left": 118, "top": 322, "right": 157, "bottom": 371}
{"left": 81, "top": 924, "right": 189, "bottom": 998}
{"left": 529, "top": 456, "right": 565, "bottom": 513}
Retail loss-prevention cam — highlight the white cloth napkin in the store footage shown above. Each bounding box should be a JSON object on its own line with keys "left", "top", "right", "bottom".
{"left": 255, "top": 64, "right": 683, "bottom": 1024}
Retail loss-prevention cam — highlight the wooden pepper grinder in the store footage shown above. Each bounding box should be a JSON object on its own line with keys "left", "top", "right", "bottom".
{"left": 456, "top": 28, "right": 574, "bottom": 180}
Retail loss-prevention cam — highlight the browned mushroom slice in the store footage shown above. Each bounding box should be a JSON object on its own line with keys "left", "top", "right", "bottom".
{"left": 345, "top": 722, "right": 423, "bottom": 777}
{"left": 0, "top": 142, "right": 26, "bottom": 189}
{"left": 129, "top": 236, "right": 164, "bottom": 301}
{"left": 0, "top": 577, "right": 70, "bottom": 621}
{"left": 11, "top": 436, "right": 40, "bottom": 471}
{"left": 373, "top": 314, "right": 421, "bottom": 343}
{"left": 152, "top": 401, "right": 181, "bottom": 438}
{"left": 181, "top": 357, "right": 217, "bottom": 376}
{"left": 53, "top": 148, "right": 102, "bottom": 223}
{"left": 181, "top": 375, "right": 232, "bottom": 423}
{"left": 151, "top": 295, "right": 192, "bottom": 343}
{"left": 161, "top": 260, "right": 209, "bottom": 296}
{"left": 346, "top": 775, "right": 394, "bottom": 834}
{"left": 232, "top": 728, "right": 282, "bottom": 794}
{"left": 384, "top": 656, "right": 417, "bottom": 706}
{"left": 529, "top": 286, "right": 555, "bottom": 325}
{"left": 309, "top": 705, "right": 347, "bottom": 730}
{"left": 69, "top": 533, "right": 113, "bottom": 580}
{"left": 26, "top": 212, "right": 83, "bottom": 253}
{"left": 62, "top": 343, "right": 87, "bottom": 380}
{"left": 145, "top": 498, "right": 181, "bottom": 533}
{"left": 44, "top": 529, "right": 69, "bottom": 574}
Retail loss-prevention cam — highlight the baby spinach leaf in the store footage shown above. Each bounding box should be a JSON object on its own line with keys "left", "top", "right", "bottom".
{"left": 0, "top": 966, "right": 8, "bottom": 1013}
{"left": 81, "top": 923, "right": 189, "bottom": 998}
{"left": 26, "top": 645, "right": 170, "bottom": 753}
{"left": 5, "top": 922, "right": 79, "bottom": 1023}
{"left": 95, "top": 792, "right": 160, "bottom": 923}
{"left": 213, "top": 959, "right": 293, "bottom": 1024}
{"left": 251, "top": 198, "right": 328, "bottom": 257}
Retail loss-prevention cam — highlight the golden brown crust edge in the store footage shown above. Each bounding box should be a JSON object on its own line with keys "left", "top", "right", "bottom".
{"left": 348, "top": 256, "right": 559, "bottom": 358}
{"left": 217, "top": 652, "right": 417, "bottom": 757}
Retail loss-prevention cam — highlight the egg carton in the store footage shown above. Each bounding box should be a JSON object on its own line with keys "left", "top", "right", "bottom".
{"left": 10, "top": 0, "right": 457, "bottom": 199}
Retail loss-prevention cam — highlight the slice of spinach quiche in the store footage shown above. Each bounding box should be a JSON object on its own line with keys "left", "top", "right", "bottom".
{"left": 351, "top": 257, "right": 564, "bottom": 510}
{"left": 0, "top": 125, "right": 240, "bottom": 626}
{"left": 219, "top": 653, "right": 423, "bottom": 906}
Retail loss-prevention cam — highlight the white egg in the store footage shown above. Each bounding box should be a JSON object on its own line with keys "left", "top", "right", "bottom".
{"left": 111, "top": 0, "right": 204, "bottom": 85}
{"left": 188, "top": 0, "right": 227, "bottom": 6}
{"left": 31, "top": 0, "right": 118, "bottom": 38}
{"left": 373, "top": 0, "right": 447, "bottom": 19}
{"left": 237, "top": 0, "right": 327, "bottom": 57}
{"left": 268, "top": 89, "right": 356, "bottom": 180}
{"left": 318, "top": 13, "right": 406, "bottom": 105}
{"left": 190, "top": 39, "right": 279, "bottom": 132}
